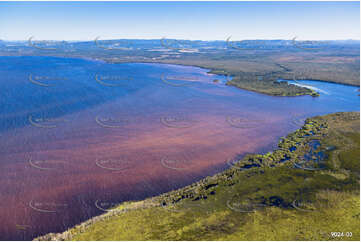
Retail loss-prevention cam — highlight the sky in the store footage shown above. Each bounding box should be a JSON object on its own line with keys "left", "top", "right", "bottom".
{"left": 0, "top": 1, "right": 359, "bottom": 41}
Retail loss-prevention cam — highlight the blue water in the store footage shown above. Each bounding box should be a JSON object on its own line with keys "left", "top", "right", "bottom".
{"left": 285, "top": 79, "right": 360, "bottom": 110}
{"left": 0, "top": 56, "right": 359, "bottom": 240}
{"left": 0, "top": 56, "right": 228, "bottom": 132}
{"left": 0, "top": 56, "right": 359, "bottom": 135}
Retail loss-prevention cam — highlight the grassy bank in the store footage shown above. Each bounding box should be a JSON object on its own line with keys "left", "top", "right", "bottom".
{"left": 36, "top": 112, "right": 360, "bottom": 241}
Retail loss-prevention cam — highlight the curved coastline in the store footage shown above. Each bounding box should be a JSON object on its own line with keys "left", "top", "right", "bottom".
{"left": 101, "top": 58, "right": 360, "bottom": 90}
{"left": 35, "top": 111, "right": 360, "bottom": 241}
{"left": 0, "top": 55, "right": 358, "bottom": 240}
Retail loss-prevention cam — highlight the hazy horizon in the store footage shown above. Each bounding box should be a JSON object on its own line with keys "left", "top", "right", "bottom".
{"left": 1, "top": 38, "right": 360, "bottom": 42}
{"left": 0, "top": 1, "right": 359, "bottom": 41}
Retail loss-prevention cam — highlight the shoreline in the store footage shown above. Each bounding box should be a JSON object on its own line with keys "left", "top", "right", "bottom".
{"left": 2, "top": 54, "right": 359, "bottom": 90}
{"left": 107, "top": 59, "right": 360, "bottom": 88}
{"left": 103, "top": 59, "right": 358, "bottom": 94}
{"left": 35, "top": 111, "right": 360, "bottom": 241}
{"left": 0, "top": 55, "right": 358, "bottom": 239}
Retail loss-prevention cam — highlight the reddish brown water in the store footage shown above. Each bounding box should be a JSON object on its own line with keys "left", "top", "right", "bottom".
{"left": 0, "top": 57, "right": 359, "bottom": 240}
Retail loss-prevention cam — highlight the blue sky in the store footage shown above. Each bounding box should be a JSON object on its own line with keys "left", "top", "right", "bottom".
{"left": 0, "top": 1, "right": 359, "bottom": 41}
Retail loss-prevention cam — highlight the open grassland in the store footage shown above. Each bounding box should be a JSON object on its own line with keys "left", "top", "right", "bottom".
{"left": 36, "top": 112, "right": 360, "bottom": 241}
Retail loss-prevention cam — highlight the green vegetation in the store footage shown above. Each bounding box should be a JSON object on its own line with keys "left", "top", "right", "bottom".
{"left": 36, "top": 112, "right": 360, "bottom": 241}
{"left": 2, "top": 40, "right": 359, "bottom": 97}
{"left": 226, "top": 78, "right": 319, "bottom": 97}
{"left": 339, "top": 133, "right": 360, "bottom": 172}
{"left": 107, "top": 47, "right": 359, "bottom": 97}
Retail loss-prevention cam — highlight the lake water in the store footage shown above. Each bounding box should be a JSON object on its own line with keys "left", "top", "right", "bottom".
{"left": 0, "top": 56, "right": 359, "bottom": 240}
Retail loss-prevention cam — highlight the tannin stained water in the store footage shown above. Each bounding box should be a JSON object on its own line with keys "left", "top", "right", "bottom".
{"left": 0, "top": 56, "right": 359, "bottom": 240}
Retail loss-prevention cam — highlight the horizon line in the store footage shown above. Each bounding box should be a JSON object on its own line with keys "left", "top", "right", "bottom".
{"left": 1, "top": 38, "right": 360, "bottom": 42}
